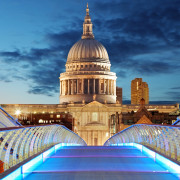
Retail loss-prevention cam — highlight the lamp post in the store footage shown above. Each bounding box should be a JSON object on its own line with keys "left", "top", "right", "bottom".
{"left": 15, "top": 110, "right": 21, "bottom": 120}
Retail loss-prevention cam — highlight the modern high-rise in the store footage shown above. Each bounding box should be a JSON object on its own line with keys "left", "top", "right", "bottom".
{"left": 116, "top": 87, "right": 122, "bottom": 104}
{"left": 131, "top": 78, "right": 149, "bottom": 104}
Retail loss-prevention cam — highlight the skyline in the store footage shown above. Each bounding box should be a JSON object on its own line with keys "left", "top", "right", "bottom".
{"left": 0, "top": 0, "right": 180, "bottom": 104}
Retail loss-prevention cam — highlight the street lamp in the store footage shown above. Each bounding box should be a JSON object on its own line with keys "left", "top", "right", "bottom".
{"left": 15, "top": 110, "right": 21, "bottom": 119}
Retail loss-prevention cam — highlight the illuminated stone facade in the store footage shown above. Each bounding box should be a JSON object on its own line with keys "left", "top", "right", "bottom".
{"left": 131, "top": 78, "right": 149, "bottom": 104}
{"left": 1, "top": 102, "right": 179, "bottom": 145}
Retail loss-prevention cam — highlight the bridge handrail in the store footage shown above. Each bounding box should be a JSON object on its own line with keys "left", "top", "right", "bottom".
{"left": 0, "top": 124, "right": 86, "bottom": 172}
{"left": 0, "top": 106, "right": 22, "bottom": 127}
{"left": 104, "top": 124, "right": 180, "bottom": 162}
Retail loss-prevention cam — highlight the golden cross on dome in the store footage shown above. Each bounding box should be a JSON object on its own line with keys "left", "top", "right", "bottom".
{"left": 86, "top": 3, "right": 89, "bottom": 15}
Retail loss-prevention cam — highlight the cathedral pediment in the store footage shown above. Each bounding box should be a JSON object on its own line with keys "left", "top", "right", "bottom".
{"left": 81, "top": 101, "right": 108, "bottom": 112}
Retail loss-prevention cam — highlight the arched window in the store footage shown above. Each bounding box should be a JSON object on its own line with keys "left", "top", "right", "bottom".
{"left": 39, "top": 119, "right": 43, "bottom": 123}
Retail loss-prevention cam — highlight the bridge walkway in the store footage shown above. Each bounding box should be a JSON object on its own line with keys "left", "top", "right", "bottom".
{"left": 18, "top": 146, "right": 178, "bottom": 180}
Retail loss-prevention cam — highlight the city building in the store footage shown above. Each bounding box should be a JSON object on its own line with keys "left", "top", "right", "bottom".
{"left": 116, "top": 87, "right": 122, "bottom": 104}
{"left": 131, "top": 78, "right": 149, "bottom": 105}
{"left": 0, "top": 5, "right": 179, "bottom": 146}
{"left": 121, "top": 99, "right": 178, "bottom": 130}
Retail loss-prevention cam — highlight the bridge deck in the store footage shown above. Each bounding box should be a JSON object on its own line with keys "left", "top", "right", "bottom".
{"left": 20, "top": 146, "right": 178, "bottom": 180}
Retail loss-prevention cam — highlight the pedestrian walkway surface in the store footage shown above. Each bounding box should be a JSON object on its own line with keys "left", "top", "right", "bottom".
{"left": 21, "top": 146, "right": 178, "bottom": 180}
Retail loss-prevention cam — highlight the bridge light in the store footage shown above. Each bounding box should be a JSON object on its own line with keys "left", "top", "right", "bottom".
{"left": 15, "top": 110, "right": 21, "bottom": 116}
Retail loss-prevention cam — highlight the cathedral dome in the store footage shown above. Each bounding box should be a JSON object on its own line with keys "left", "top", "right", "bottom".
{"left": 59, "top": 3, "right": 117, "bottom": 105}
{"left": 67, "top": 39, "right": 109, "bottom": 63}
{"left": 66, "top": 3, "right": 110, "bottom": 64}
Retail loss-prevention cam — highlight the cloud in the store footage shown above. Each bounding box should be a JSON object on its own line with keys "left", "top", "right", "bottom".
{"left": 93, "top": 0, "right": 180, "bottom": 74}
{"left": 165, "top": 86, "right": 180, "bottom": 102}
{"left": 171, "top": 87, "right": 180, "bottom": 90}
{"left": 0, "top": 51, "right": 21, "bottom": 58}
{"left": 0, "top": 28, "right": 82, "bottom": 97}
{"left": 28, "top": 85, "right": 57, "bottom": 97}
{"left": 0, "top": 75, "right": 12, "bottom": 83}
{"left": 166, "top": 91, "right": 180, "bottom": 101}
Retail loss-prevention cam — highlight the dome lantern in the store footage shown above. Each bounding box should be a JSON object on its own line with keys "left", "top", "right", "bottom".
{"left": 82, "top": 3, "right": 94, "bottom": 40}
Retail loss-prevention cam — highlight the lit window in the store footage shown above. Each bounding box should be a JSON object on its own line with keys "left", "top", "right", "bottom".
{"left": 57, "top": 115, "right": 60, "bottom": 118}
{"left": 50, "top": 114, "right": 53, "bottom": 118}
{"left": 106, "top": 132, "right": 109, "bottom": 137}
{"left": 39, "top": 119, "right": 43, "bottom": 123}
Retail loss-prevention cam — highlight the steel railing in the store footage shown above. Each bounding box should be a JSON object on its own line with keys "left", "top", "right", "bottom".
{"left": 104, "top": 124, "right": 180, "bottom": 162}
{"left": 0, "top": 125, "right": 86, "bottom": 172}
{"left": 0, "top": 107, "right": 21, "bottom": 127}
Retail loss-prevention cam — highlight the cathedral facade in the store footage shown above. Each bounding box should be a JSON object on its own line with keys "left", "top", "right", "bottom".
{"left": 58, "top": 5, "right": 120, "bottom": 145}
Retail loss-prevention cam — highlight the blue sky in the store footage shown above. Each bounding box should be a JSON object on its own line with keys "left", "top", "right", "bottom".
{"left": 0, "top": 0, "right": 180, "bottom": 104}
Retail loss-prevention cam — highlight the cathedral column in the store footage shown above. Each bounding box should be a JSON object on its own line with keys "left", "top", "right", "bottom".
{"left": 68, "top": 80, "right": 70, "bottom": 95}
{"left": 93, "top": 79, "right": 95, "bottom": 94}
{"left": 63, "top": 80, "right": 65, "bottom": 95}
{"left": 63, "top": 81, "right": 65, "bottom": 95}
{"left": 110, "top": 80, "right": 113, "bottom": 95}
{"left": 64, "top": 81, "right": 66, "bottom": 95}
{"left": 72, "top": 80, "right": 74, "bottom": 95}
{"left": 60, "top": 81, "right": 62, "bottom": 95}
{"left": 82, "top": 79, "right": 84, "bottom": 94}
{"left": 103, "top": 79, "right": 105, "bottom": 94}
{"left": 109, "top": 80, "right": 111, "bottom": 95}
{"left": 62, "top": 81, "right": 64, "bottom": 95}
{"left": 114, "top": 80, "right": 116, "bottom": 96}
{"left": 99, "top": 79, "right": 101, "bottom": 94}
{"left": 65, "top": 80, "right": 67, "bottom": 95}
{"left": 88, "top": 79, "right": 90, "bottom": 94}
{"left": 112, "top": 80, "right": 114, "bottom": 95}
{"left": 77, "top": 79, "right": 79, "bottom": 94}
{"left": 107, "top": 79, "right": 109, "bottom": 95}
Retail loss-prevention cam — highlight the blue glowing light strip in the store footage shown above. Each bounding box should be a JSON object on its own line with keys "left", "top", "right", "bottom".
{"left": 111, "top": 143, "right": 180, "bottom": 178}
{"left": 2, "top": 143, "right": 81, "bottom": 180}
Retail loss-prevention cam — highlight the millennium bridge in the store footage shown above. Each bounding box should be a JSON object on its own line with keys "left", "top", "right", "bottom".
{"left": 0, "top": 124, "right": 179, "bottom": 180}
{"left": 0, "top": 107, "right": 179, "bottom": 179}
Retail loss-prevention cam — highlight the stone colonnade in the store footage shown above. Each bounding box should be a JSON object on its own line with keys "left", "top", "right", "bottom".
{"left": 60, "top": 79, "right": 116, "bottom": 96}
